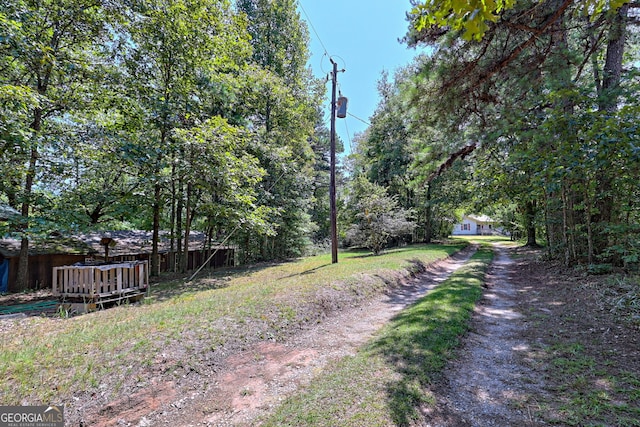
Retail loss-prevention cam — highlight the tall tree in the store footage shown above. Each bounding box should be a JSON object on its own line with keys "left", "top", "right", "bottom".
{"left": 120, "top": 0, "right": 251, "bottom": 275}
{"left": 236, "top": 0, "right": 321, "bottom": 260}
{"left": 0, "top": 0, "right": 110, "bottom": 289}
{"left": 172, "top": 117, "right": 266, "bottom": 272}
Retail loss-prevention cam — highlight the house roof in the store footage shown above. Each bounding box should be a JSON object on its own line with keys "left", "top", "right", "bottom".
{"left": 465, "top": 214, "right": 496, "bottom": 224}
{"left": 0, "top": 230, "right": 231, "bottom": 258}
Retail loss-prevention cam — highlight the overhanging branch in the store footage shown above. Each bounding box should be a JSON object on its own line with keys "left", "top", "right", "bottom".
{"left": 428, "top": 142, "right": 477, "bottom": 182}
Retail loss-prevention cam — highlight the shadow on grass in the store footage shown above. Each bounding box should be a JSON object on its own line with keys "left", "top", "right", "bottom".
{"left": 280, "top": 263, "right": 331, "bottom": 279}
{"left": 365, "top": 258, "right": 488, "bottom": 426}
{"left": 148, "top": 262, "right": 278, "bottom": 303}
{"left": 148, "top": 276, "right": 232, "bottom": 303}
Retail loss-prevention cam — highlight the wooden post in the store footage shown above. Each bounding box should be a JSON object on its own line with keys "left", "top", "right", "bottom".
{"left": 52, "top": 267, "right": 58, "bottom": 295}
{"left": 330, "top": 59, "right": 339, "bottom": 264}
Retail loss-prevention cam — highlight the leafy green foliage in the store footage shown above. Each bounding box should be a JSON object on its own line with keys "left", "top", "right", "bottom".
{"left": 234, "top": 0, "right": 324, "bottom": 261}
{"left": 0, "top": 0, "right": 332, "bottom": 288}
{"left": 411, "top": 0, "right": 516, "bottom": 41}
{"left": 172, "top": 117, "right": 269, "bottom": 236}
{"left": 344, "top": 177, "right": 417, "bottom": 255}
{"left": 397, "top": 0, "right": 640, "bottom": 267}
{"left": 410, "top": 0, "right": 629, "bottom": 41}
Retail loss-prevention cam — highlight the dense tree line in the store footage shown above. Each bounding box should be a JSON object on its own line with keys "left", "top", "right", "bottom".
{"left": 351, "top": 0, "right": 639, "bottom": 268}
{"left": 3, "top": 0, "right": 639, "bottom": 292}
{"left": 0, "top": 0, "right": 333, "bottom": 289}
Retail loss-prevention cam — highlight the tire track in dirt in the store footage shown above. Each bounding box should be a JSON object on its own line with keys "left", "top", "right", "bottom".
{"left": 140, "top": 247, "right": 478, "bottom": 426}
{"left": 429, "top": 244, "right": 547, "bottom": 426}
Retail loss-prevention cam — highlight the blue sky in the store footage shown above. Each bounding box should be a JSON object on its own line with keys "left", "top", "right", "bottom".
{"left": 298, "top": 1, "right": 422, "bottom": 155}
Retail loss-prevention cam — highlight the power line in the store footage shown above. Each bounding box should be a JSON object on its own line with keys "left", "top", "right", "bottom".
{"left": 347, "top": 112, "right": 370, "bottom": 126}
{"left": 299, "top": 2, "right": 331, "bottom": 58}
{"left": 343, "top": 117, "right": 353, "bottom": 155}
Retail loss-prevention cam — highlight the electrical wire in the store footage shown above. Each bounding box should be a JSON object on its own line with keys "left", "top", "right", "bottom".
{"left": 347, "top": 112, "right": 371, "bottom": 126}
{"left": 299, "top": 2, "right": 331, "bottom": 58}
{"left": 343, "top": 118, "right": 353, "bottom": 155}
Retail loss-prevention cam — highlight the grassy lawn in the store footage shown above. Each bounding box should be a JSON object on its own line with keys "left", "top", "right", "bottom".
{"left": 449, "top": 235, "right": 517, "bottom": 246}
{"left": 260, "top": 247, "right": 494, "bottom": 427}
{"left": 0, "top": 243, "right": 464, "bottom": 406}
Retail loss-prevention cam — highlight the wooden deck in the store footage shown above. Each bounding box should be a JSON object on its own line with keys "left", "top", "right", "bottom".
{"left": 52, "top": 261, "right": 149, "bottom": 307}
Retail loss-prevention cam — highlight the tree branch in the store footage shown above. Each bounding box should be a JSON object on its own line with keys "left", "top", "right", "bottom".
{"left": 428, "top": 143, "right": 477, "bottom": 182}
{"left": 445, "top": 0, "right": 574, "bottom": 97}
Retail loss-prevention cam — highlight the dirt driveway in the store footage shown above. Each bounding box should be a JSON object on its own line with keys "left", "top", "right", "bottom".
{"left": 85, "top": 247, "right": 478, "bottom": 426}
{"left": 429, "top": 245, "right": 547, "bottom": 426}
{"left": 85, "top": 244, "right": 639, "bottom": 426}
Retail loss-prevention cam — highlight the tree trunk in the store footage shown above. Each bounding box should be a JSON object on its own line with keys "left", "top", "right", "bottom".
{"left": 15, "top": 148, "right": 37, "bottom": 291}
{"left": 592, "top": 3, "right": 629, "bottom": 256}
{"left": 169, "top": 162, "right": 177, "bottom": 272}
{"left": 424, "top": 183, "right": 432, "bottom": 243}
{"left": 181, "top": 181, "right": 192, "bottom": 273}
{"left": 524, "top": 200, "right": 539, "bottom": 247}
{"left": 175, "top": 178, "right": 184, "bottom": 273}
{"left": 15, "top": 107, "right": 42, "bottom": 291}
{"left": 151, "top": 181, "right": 162, "bottom": 277}
{"left": 584, "top": 185, "right": 594, "bottom": 264}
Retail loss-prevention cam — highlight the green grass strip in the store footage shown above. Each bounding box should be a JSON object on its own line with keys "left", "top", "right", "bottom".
{"left": 261, "top": 247, "right": 494, "bottom": 427}
{"left": 0, "top": 243, "right": 465, "bottom": 404}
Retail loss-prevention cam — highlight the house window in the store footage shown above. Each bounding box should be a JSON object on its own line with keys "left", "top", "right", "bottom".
{"left": 462, "top": 223, "right": 471, "bottom": 231}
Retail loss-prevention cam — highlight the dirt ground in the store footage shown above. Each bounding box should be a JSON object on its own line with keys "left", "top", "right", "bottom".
{"left": 82, "top": 248, "right": 478, "bottom": 426}
{"left": 5, "top": 244, "right": 639, "bottom": 426}
{"left": 426, "top": 244, "right": 639, "bottom": 427}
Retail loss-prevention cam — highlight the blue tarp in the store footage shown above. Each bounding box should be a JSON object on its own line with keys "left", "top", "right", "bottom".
{"left": 0, "top": 259, "right": 8, "bottom": 293}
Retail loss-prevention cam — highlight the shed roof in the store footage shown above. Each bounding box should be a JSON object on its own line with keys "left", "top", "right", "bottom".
{"left": 0, "top": 204, "right": 20, "bottom": 221}
{"left": 77, "top": 230, "right": 216, "bottom": 257}
{"left": 0, "top": 230, "right": 229, "bottom": 258}
{"left": 0, "top": 234, "right": 94, "bottom": 257}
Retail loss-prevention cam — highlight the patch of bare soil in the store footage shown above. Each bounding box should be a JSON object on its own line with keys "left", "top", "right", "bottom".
{"left": 80, "top": 248, "right": 477, "bottom": 427}
{"left": 511, "top": 247, "right": 640, "bottom": 425}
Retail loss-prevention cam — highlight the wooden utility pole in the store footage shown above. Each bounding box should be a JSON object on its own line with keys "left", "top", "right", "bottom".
{"left": 329, "top": 59, "right": 339, "bottom": 264}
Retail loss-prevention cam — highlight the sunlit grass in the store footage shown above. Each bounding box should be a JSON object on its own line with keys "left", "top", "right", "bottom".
{"left": 261, "top": 248, "right": 494, "bottom": 427}
{"left": 450, "top": 235, "right": 517, "bottom": 246}
{"left": 0, "top": 243, "right": 464, "bottom": 405}
{"left": 544, "top": 342, "right": 640, "bottom": 426}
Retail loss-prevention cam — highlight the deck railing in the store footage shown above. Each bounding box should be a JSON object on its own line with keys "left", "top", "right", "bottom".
{"left": 52, "top": 261, "right": 149, "bottom": 299}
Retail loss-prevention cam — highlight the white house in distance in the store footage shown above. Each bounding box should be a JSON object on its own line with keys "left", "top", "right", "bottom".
{"left": 452, "top": 214, "right": 501, "bottom": 236}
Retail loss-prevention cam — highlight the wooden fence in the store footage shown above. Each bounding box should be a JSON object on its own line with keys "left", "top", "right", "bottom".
{"left": 52, "top": 261, "right": 148, "bottom": 301}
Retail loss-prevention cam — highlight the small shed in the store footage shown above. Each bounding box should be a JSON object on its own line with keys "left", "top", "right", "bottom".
{"left": 0, "top": 230, "right": 235, "bottom": 293}
{"left": 0, "top": 235, "right": 95, "bottom": 292}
